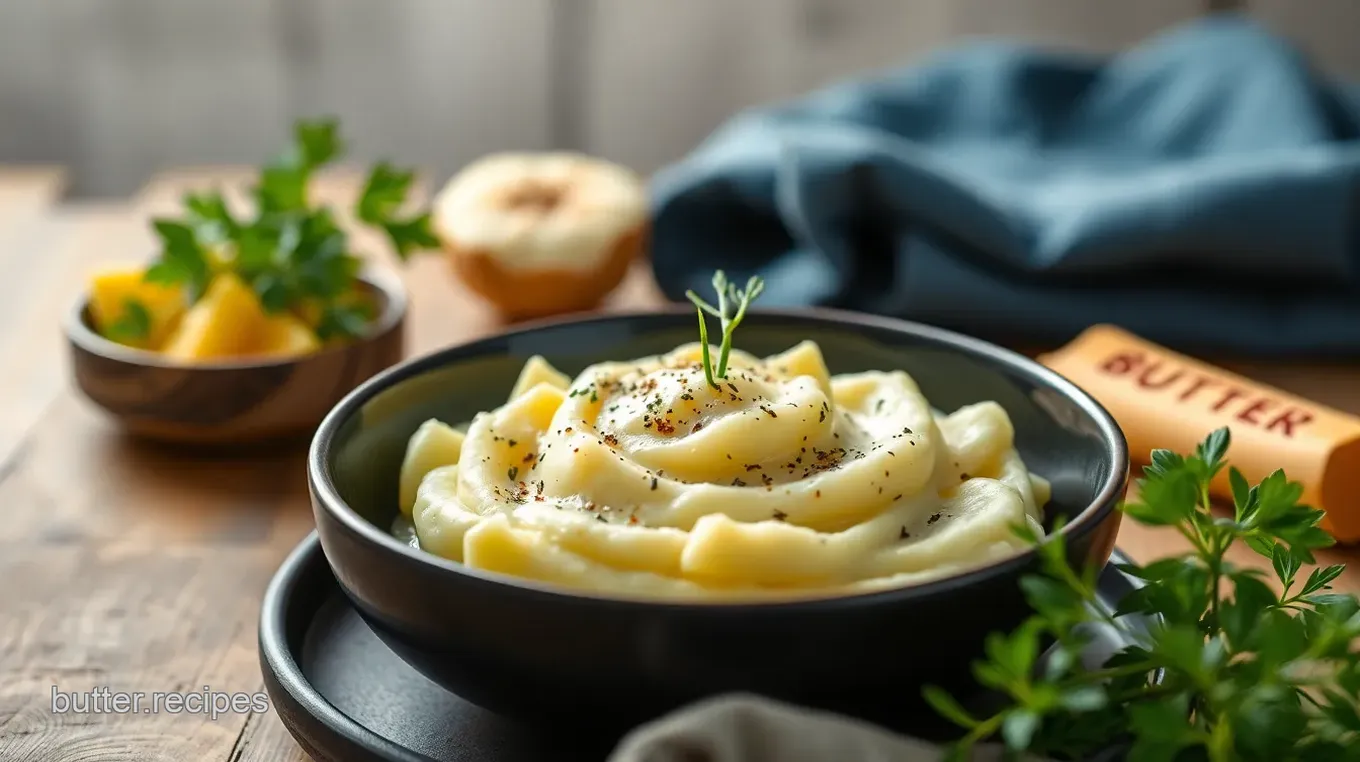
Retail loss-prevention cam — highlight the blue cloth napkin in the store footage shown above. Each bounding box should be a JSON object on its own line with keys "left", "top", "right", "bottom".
{"left": 647, "top": 16, "right": 1360, "bottom": 357}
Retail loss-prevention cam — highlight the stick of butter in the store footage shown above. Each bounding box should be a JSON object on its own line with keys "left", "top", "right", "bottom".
{"left": 1039, "top": 324, "right": 1360, "bottom": 542}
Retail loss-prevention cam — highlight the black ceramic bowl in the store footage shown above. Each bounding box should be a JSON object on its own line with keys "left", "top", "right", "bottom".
{"left": 308, "top": 309, "right": 1128, "bottom": 733}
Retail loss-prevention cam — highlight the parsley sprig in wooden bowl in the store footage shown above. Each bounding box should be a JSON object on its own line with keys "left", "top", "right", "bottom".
{"left": 86, "top": 118, "right": 435, "bottom": 360}
{"left": 66, "top": 118, "right": 435, "bottom": 443}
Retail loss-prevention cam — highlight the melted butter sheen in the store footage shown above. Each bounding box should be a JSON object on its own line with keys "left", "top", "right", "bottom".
{"left": 407, "top": 341, "right": 1049, "bottom": 600}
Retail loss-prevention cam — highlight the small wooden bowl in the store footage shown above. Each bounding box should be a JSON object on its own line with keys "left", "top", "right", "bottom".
{"left": 66, "top": 270, "right": 407, "bottom": 445}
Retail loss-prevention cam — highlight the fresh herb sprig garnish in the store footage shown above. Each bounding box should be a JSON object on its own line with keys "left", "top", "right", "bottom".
{"left": 140, "top": 118, "right": 437, "bottom": 341}
{"left": 925, "top": 428, "right": 1359, "bottom": 762}
{"left": 685, "top": 271, "right": 765, "bottom": 389}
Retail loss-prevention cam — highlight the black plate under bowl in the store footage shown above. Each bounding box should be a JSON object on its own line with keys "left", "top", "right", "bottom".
{"left": 260, "top": 532, "right": 1148, "bottom": 762}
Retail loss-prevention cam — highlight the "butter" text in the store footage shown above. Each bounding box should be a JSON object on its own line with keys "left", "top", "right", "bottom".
{"left": 1098, "top": 352, "right": 1314, "bottom": 438}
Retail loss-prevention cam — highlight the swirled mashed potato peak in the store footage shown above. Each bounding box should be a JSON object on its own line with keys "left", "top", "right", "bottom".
{"left": 397, "top": 341, "right": 1050, "bottom": 599}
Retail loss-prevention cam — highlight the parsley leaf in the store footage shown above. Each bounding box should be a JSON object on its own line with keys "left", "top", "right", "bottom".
{"left": 927, "top": 427, "right": 1360, "bottom": 762}
{"left": 1196, "top": 426, "right": 1230, "bottom": 470}
{"left": 253, "top": 118, "right": 341, "bottom": 215}
{"left": 144, "top": 219, "right": 212, "bottom": 301}
{"left": 356, "top": 162, "right": 414, "bottom": 223}
{"left": 356, "top": 162, "right": 440, "bottom": 261}
{"left": 295, "top": 118, "right": 342, "bottom": 168}
{"left": 315, "top": 300, "right": 373, "bottom": 342}
{"left": 183, "top": 190, "right": 238, "bottom": 245}
{"left": 103, "top": 297, "right": 152, "bottom": 342}
{"left": 1122, "top": 462, "right": 1198, "bottom": 526}
{"left": 255, "top": 164, "right": 310, "bottom": 214}
{"left": 1301, "top": 565, "right": 1347, "bottom": 598}
{"left": 378, "top": 211, "right": 440, "bottom": 260}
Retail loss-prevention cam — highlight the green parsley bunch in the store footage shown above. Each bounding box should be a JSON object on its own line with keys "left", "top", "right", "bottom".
{"left": 124, "top": 118, "right": 437, "bottom": 342}
{"left": 926, "top": 428, "right": 1360, "bottom": 762}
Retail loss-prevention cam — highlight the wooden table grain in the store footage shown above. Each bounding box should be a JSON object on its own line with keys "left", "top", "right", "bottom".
{"left": 0, "top": 166, "right": 1356, "bottom": 761}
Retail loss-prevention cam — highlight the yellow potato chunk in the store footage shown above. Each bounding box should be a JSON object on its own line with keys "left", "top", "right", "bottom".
{"left": 462, "top": 515, "right": 542, "bottom": 580}
{"left": 254, "top": 313, "right": 321, "bottom": 359}
{"left": 937, "top": 402, "right": 1015, "bottom": 480}
{"left": 509, "top": 356, "right": 570, "bottom": 401}
{"left": 681, "top": 514, "right": 845, "bottom": 587}
{"left": 292, "top": 297, "right": 325, "bottom": 330}
{"left": 162, "top": 272, "right": 270, "bottom": 361}
{"left": 546, "top": 520, "right": 687, "bottom": 577}
{"left": 765, "top": 340, "right": 833, "bottom": 398}
{"left": 412, "top": 466, "right": 478, "bottom": 561}
{"left": 399, "top": 419, "right": 466, "bottom": 515}
{"left": 88, "top": 267, "right": 187, "bottom": 349}
{"left": 499, "top": 382, "right": 567, "bottom": 432}
{"left": 1030, "top": 474, "right": 1052, "bottom": 507}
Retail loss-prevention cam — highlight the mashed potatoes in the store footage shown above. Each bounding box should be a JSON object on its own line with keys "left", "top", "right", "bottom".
{"left": 397, "top": 341, "right": 1049, "bottom": 600}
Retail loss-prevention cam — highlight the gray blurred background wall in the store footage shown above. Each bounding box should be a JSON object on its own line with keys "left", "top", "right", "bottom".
{"left": 2, "top": 0, "right": 1356, "bottom": 197}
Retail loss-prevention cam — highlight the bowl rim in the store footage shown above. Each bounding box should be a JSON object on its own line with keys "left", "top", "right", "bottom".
{"left": 65, "top": 266, "right": 408, "bottom": 371}
{"left": 309, "top": 306, "right": 1130, "bottom": 611}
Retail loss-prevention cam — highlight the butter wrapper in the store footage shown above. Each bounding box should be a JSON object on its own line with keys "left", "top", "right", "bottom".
{"left": 1039, "top": 324, "right": 1360, "bottom": 542}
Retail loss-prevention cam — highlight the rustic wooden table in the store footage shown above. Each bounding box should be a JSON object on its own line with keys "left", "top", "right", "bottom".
{"left": 1, "top": 167, "right": 1357, "bottom": 761}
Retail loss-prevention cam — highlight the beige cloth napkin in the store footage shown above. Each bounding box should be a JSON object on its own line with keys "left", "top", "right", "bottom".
{"left": 607, "top": 693, "right": 1051, "bottom": 762}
